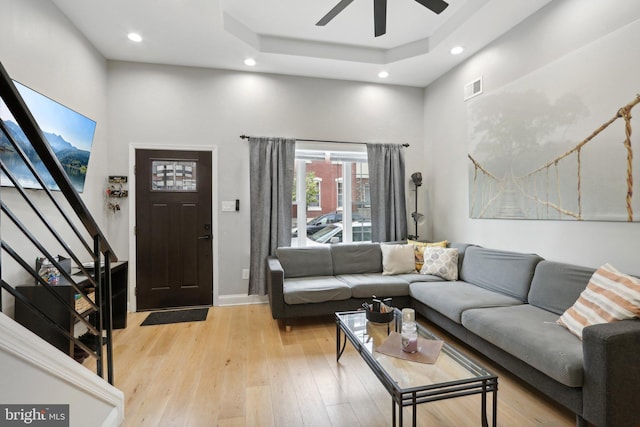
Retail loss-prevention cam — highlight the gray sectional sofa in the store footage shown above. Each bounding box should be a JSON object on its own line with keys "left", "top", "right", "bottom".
{"left": 266, "top": 242, "right": 640, "bottom": 427}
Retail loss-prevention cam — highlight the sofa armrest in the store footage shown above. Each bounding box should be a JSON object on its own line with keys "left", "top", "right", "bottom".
{"left": 582, "top": 319, "right": 640, "bottom": 427}
{"left": 266, "top": 256, "right": 286, "bottom": 319}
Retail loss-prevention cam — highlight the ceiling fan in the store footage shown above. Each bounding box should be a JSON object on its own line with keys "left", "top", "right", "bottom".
{"left": 316, "top": 0, "right": 449, "bottom": 37}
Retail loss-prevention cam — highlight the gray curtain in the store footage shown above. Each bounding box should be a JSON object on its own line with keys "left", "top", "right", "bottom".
{"left": 366, "top": 143, "right": 408, "bottom": 242}
{"left": 248, "top": 137, "right": 296, "bottom": 295}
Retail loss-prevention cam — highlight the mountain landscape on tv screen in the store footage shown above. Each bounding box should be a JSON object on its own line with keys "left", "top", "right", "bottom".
{"left": 0, "top": 120, "right": 90, "bottom": 192}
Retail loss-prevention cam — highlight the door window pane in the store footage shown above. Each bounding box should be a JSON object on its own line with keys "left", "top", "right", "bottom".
{"left": 151, "top": 161, "right": 197, "bottom": 191}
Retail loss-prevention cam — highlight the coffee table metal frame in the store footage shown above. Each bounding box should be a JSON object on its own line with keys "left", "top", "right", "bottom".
{"left": 336, "top": 309, "right": 498, "bottom": 427}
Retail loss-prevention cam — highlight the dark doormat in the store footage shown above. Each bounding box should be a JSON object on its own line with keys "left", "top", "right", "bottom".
{"left": 141, "top": 308, "right": 209, "bottom": 326}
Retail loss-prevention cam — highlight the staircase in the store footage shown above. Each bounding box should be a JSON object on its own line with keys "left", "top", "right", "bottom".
{"left": 0, "top": 61, "right": 124, "bottom": 426}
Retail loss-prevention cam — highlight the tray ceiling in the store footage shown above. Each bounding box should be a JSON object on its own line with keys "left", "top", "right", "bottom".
{"left": 51, "top": 0, "right": 552, "bottom": 87}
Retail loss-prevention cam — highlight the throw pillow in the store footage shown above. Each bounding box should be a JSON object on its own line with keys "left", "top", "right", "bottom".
{"left": 380, "top": 244, "right": 416, "bottom": 276}
{"left": 557, "top": 263, "right": 640, "bottom": 339}
{"left": 419, "top": 246, "right": 458, "bottom": 281}
{"left": 407, "top": 239, "right": 448, "bottom": 271}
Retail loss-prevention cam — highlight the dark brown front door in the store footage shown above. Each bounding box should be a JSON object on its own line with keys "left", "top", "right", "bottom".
{"left": 135, "top": 149, "right": 213, "bottom": 310}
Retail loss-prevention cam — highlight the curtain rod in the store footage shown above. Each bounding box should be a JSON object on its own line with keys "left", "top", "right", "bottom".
{"left": 239, "top": 134, "right": 409, "bottom": 147}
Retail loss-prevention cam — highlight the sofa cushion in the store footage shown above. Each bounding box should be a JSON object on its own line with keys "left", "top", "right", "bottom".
{"left": 557, "top": 263, "right": 640, "bottom": 339}
{"left": 460, "top": 247, "right": 543, "bottom": 302}
{"left": 462, "top": 304, "right": 584, "bottom": 387}
{"left": 380, "top": 243, "right": 416, "bottom": 275}
{"left": 448, "top": 243, "right": 475, "bottom": 272}
{"left": 338, "top": 274, "right": 409, "bottom": 298}
{"left": 331, "top": 243, "right": 382, "bottom": 275}
{"left": 394, "top": 273, "right": 442, "bottom": 283}
{"left": 528, "top": 261, "right": 595, "bottom": 315}
{"left": 276, "top": 246, "right": 333, "bottom": 278}
{"left": 283, "top": 276, "right": 352, "bottom": 304}
{"left": 409, "top": 281, "right": 523, "bottom": 323}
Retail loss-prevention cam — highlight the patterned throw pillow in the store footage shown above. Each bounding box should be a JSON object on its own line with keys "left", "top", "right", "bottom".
{"left": 419, "top": 246, "right": 458, "bottom": 281}
{"left": 407, "top": 239, "right": 447, "bottom": 271}
{"left": 557, "top": 263, "right": 640, "bottom": 339}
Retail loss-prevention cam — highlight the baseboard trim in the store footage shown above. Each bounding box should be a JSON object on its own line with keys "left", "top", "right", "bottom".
{"left": 217, "top": 294, "right": 268, "bottom": 306}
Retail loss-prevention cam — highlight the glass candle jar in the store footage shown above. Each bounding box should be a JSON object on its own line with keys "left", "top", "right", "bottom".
{"left": 401, "top": 308, "right": 418, "bottom": 353}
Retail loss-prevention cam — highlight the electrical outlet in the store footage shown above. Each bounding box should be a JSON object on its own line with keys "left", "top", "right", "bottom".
{"left": 242, "top": 269, "right": 250, "bottom": 279}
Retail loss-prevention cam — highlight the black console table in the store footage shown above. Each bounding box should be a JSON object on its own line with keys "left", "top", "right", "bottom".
{"left": 15, "top": 261, "right": 128, "bottom": 357}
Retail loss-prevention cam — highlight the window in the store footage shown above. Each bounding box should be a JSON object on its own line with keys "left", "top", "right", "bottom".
{"left": 151, "top": 160, "right": 197, "bottom": 191}
{"left": 291, "top": 144, "right": 370, "bottom": 247}
{"left": 353, "top": 224, "right": 371, "bottom": 242}
{"left": 308, "top": 177, "right": 321, "bottom": 210}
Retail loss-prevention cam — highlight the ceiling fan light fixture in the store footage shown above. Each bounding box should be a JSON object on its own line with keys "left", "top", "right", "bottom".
{"left": 378, "top": 71, "right": 389, "bottom": 79}
{"left": 317, "top": 0, "right": 448, "bottom": 37}
{"left": 244, "top": 58, "right": 256, "bottom": 67}
{"left": 127, "top": 32, "right": 143, "bottom": 42}
{"left": 450, "top": 46, "right": 464, "bottom": 55}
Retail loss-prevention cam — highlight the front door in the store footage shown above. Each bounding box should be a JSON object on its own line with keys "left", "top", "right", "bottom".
{"left": 135, "top": 149, "right": 213, "bottom": 310}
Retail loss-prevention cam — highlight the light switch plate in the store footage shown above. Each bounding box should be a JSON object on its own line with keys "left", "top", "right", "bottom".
{"left": 221, "top": 201, "right": 236, "bottom": 212}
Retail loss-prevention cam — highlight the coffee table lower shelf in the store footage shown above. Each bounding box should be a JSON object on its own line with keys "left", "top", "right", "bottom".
{"left": 336, "top": 310, "right": 498, "bottom": 427}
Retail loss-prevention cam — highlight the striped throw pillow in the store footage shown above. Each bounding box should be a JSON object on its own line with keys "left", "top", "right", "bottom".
{"left": 557, "top": 263, "right": 640, "bottom": 339}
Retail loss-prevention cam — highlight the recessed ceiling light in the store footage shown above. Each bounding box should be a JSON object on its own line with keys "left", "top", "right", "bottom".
{"left": 378, "top": 71, "right": 389, "bottom": 79}
{"left": 127, "top": 33, "right": 143, "bottom": 42}
{"left": 450, "top": 46, "right": 464, "bottom": 55}
{"left": 244, "top": 58, "right": 256, "bottom": 67}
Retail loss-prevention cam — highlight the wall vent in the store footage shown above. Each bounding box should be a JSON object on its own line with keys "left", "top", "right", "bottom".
{"left": 464, "top": 76, "right": 483, "bottom": 101}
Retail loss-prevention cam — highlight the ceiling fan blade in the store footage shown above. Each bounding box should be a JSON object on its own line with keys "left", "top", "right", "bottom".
{"left": 374, "top": 0, "right": 387, "bottom": 37}
{"left": 316, "top": 0, "right": 355, "bottom": 26}
{"left": 414, "top": 0, "right": 449, "bottom": 14}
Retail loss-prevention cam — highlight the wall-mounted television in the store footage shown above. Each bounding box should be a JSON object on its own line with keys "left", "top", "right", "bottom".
{"left": 0, "top": 81, "right": 96, "bottom": 193}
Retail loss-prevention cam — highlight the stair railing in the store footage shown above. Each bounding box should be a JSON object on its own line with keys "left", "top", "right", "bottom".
{"left": 0, "top": 61, "right": 117, "bottom": 385}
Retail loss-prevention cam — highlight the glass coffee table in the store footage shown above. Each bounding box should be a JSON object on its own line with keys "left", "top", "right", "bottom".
{"left": 336, "top": 309, "right": 498, "bottom": 427}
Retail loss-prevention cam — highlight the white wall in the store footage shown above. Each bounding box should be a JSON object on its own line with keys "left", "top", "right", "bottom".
{"left": 0, "top": 0, "right": 108, "bottom": 221}
{"left": 106, "top": 62, "right": 425, "bottom": 299}
{"left": 424, "top": 0, "right": 640, "bottom": 275}
{"left": 0, "top": 0, "right": 110, "bottom": 312}
{"left": 0, "top": 313, "right": 124, "bottom": 427}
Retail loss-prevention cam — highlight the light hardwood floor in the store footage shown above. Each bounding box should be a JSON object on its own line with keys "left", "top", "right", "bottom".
{"left": 103, "top": 304, "right": 575, "bottom": 427}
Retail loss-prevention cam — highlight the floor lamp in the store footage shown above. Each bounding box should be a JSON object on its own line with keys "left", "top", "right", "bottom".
{"left": 409, "top": 172, "right": 424, "bottom": 240}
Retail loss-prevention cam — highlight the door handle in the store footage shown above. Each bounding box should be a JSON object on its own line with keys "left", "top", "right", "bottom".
{"left": 198, "top": 234, "right": 212, "bottom": 240}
